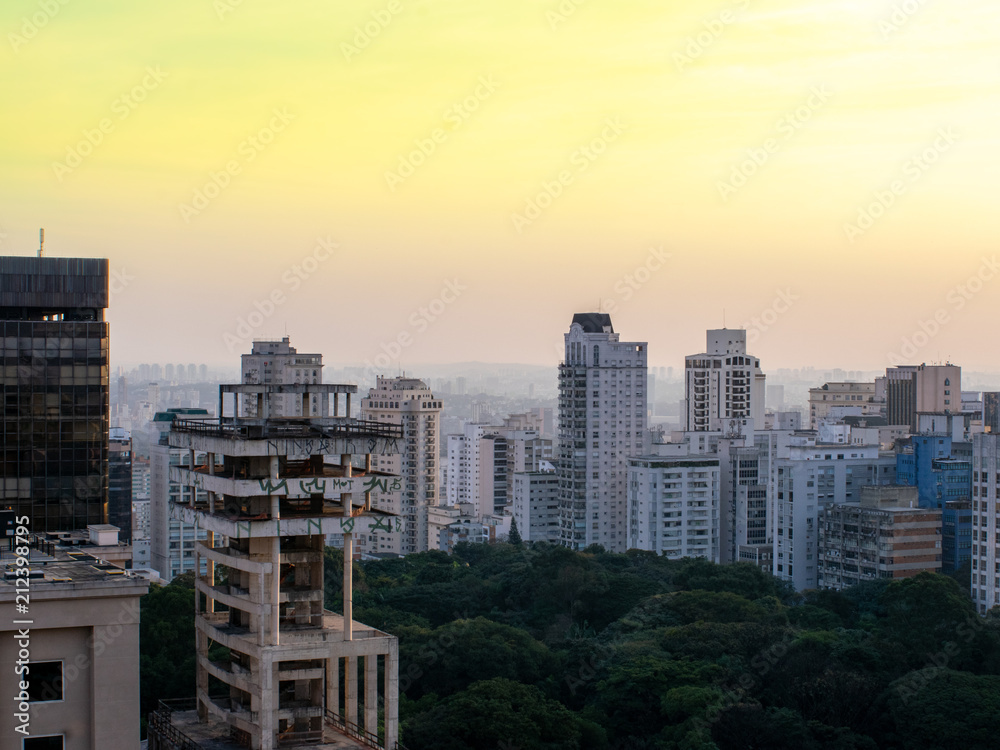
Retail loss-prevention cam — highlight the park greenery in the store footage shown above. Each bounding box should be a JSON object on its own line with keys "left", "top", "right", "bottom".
{"left": 141, "top": 545, "right": 1000, "bottom": 748}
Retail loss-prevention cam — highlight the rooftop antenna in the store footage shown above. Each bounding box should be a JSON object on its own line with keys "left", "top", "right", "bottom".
{"left": 38, "top": 228, "right": 44, "bottom": 257}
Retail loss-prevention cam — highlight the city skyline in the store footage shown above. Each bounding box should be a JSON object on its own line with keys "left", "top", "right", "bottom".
{"left": 4, "top": 1, "right": 999, "bottom": 369}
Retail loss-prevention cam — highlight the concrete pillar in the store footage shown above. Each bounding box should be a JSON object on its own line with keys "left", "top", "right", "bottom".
{"left": 385, "top": 640, "right": 399, "bottom": 749}
{"left": 345, "top": 656, "right": 358, "bottom": 728}
{"left": 326, "top": 655, "right": 340, "bottom": 717}
{"left": 346, "top": 393, "right": 352, "bottom": 417}
{"left": 205, "top": 530, "right": 215, "bottom": 613}
{"left": 259, "top": 651, "right": 275, "bottom": 750}
{"left": 333, "top": 392, "right": 339, "bottom": 417}
{"left": 365, "top": 655, "right": 378, "bottom": 735}
{"left": 342, "top": 454, "right": 353, "bottom": 641}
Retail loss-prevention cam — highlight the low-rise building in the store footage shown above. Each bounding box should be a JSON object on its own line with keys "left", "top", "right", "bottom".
{"left": 512, "top": 466, "right": 559, "bottom": 543}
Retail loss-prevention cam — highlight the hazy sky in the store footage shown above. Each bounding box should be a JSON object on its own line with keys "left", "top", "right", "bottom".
{"left": 2, "top": 0, "right": 999, "bottom": 373}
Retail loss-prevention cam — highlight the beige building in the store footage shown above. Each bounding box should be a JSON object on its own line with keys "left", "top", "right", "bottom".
{"left": 148, "top": 381, "right": 402, "bottom": 750}
{"left": 360, "top": 376, "right": 442, "bottom": 555}
{"left": 808, "top": 382, "right": 878, "bottom": 429}
{"left": 817, "top": 485, "right": 942, "bottom": 590}
{"left": 0, "top": 542, "right": 148, "bottom": 749}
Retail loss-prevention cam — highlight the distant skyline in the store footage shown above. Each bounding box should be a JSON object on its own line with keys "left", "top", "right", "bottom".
{"left": 3, "top": 1, "right": 999, "bottom": 371}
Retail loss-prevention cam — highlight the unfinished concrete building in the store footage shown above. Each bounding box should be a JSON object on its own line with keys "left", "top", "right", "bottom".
{"left": 148, "top": 382, "right": 405, "bottom": 750}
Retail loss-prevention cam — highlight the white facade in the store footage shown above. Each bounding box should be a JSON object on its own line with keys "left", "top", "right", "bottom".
{"left": 808, "top": 382, "right": 878, "bottom": 429}
{"left": 558, "top": 313, "right": 647, "bottom": 552}
{"left": 361, "top": 376, "right": 442, "bottom": 554}
{"left": 132, "top": 497, "right": 151, "bottom": 539}
{"left": 241, "top": 336, "right": 324, "bottom": 417}
{"left": 972, "top": 433, "right": 1000, "bottom": 614}
{"left": 769, "top": 439, "right": 897, "bottom": 590}
{"left": 512, "top": 469, "right": 560, "bottom": 543}
{"left": 627, "top": 453, "right": 720, "bottom": 560}
{"left": 684, "top": 329, "right": 765, "bottom": 432}
{"left": 149, "top": 411, "right": 219, "bottom": 580}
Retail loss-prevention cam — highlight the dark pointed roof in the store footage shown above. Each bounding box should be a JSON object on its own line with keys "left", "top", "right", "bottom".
{"left": 571, "top": 313, "right": 613, "bottom": 333}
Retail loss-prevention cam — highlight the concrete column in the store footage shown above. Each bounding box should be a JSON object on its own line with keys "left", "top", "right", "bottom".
{"left": 259, "top": 650, "right": 275, "bottom": 750}
{"left": 364, "top": 655, "right": 377, "bottom": 735}
{"left": 385, "top": 640, "right": 399, "bottom": 749}
{"left": 326, "top": 655, "right": 340, "bottom": 717}
{"left": 345, "top": 656, "right": 358, "bottom": 728}
{"left": 333, "top": 392, "right": 339, "bottom": 417}
{"left": 342, "top": 454, "right": 353, "bottom": 641}
{"left": 346, "top": 393, "right": 352, "bottom": 417}
{"left": 206, "top": 530, "right": 215, "bottom": 613}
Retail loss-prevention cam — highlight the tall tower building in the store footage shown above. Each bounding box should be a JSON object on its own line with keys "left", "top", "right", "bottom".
{"left": 149, "top": 381, "right": 402, "bottom": 750}
{"left": 684, "top": 329, "right": 765, "bottom": 432}
{"left": 557, "top": 313, "right": 647, "bottom": 552}
{"left": 886, "top": 363, "right": 961, "bottom": 432}
{"left": 108, "top": 426, "right": 133, "bottom": 543}
{"left": 1, "top": 255, "right": 109, "bottom": 532}
{"left": 360, "top": 376, "right": 442, "bottom": 554}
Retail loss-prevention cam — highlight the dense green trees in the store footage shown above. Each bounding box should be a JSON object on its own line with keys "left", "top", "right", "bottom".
{"left": 140, "top": 543, "right": 1000, "bottom": 748}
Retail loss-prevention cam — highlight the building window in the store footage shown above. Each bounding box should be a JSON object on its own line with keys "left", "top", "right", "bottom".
{"left": 24, "top": 738, "right": 64, "bottom": 750}
{"left": 27, "top": 661, "right": 63, "bottom": 703}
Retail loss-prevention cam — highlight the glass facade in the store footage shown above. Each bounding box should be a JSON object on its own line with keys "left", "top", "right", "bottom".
{"left": 1, "top": 257, "right": 109, "bottom": 532}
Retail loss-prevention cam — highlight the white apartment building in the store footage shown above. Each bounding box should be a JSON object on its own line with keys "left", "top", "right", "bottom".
{"left": 361, "top": 376, "right": 442, "bottom": 554}
{"left": 972, "top": 433, "right": 1000, "bottom": 614}
{"left": 150, "top": 409, "right": 221, "bottom": 580}
{"left": 627, "top": 451, "right": 720, "bottom": 560}
{"left": 684, "top": 329, "right": 765, "bottom": 432}
{"left": 241, "top": 336, "right": 324, "bottom": 416}
{"left": 512, "top": 467, "right": 560, "bottom": 543}
{"left": 558, "top": 313, "right": 647, "bottom": 552}
{"left": 769, "top": 439, "right": 896, "bottom": 590}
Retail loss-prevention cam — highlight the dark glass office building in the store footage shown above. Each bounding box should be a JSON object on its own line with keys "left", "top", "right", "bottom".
{"left": 108, "top": 427, "right": 132, "bottom": 542}
{"left": 1, "top": 256, "right": 109, "bottom": 532}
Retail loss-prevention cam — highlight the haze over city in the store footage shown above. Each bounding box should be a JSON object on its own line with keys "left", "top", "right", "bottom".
{"left": 3, "top": 0, "right": 1000, "bottom": 371}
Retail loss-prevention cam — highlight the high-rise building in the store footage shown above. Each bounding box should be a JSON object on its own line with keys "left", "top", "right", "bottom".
{"left": 241, "top": 336, "right": 324, "bottom": 417}
{"left": 108, "top": 427, "right": 133, "bottom": 544}
{"left": 886, "top": 363, "right": 961, "bottom": 432}
{"left": 627, "top": 451, "right": 720, "bottom": 560}
{"left": 360, "top": 375, "right": 442, "bottom": 554}
{"left": 512, "top": 465, "right": 559, "bottom": 543}
{"left": 150, "top": 408, "right": 220, "bottom": 580}
{"left": 684, "top": 329, "right": 764, "bottom": 432}
{"left": 971, "top": 433, "right": 1000, "bottom": 614}
{"left": 557, "top": 313, "right": 647, "bottom": 552}
{"left": 148, "top": 380, "right": 402, "bottom": 749}
{"left": 817, "top": 485, "right": 941, "bottom": 591}
{"left": 769, "top": 439, "right": 896, "bottom": 590}
{"left": 984, "top": 392, "right": 1000, "bottom": 434}
{"left": 1, "top": 255, "right": 110, "bottom": 532}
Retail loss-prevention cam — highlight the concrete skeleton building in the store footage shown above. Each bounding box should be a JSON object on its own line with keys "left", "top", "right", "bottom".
{"left": 558, "top": 313, "right": 647, "bottom": 552}
{"left": 360, "top": 376, "right": 442, "bottom": 555}
{"left": 148, "top": 380, "right": 404, "bottom": 750}
{"left": 817, "top": 485, "right": 942, "bottom": 590}
{"left": 1, "top": 255, "right": 110, "bottom": 532}
{"left": 684, "top": 329, "right": 764, "bottom": 433}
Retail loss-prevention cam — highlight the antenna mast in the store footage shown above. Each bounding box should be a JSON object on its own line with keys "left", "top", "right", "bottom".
{"left": 38, "top": 228, "right": 44, "bottom": 257}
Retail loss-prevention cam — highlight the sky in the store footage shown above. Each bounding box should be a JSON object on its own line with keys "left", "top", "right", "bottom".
{"left": 2, "top": 0, "right": 999, "bottom": 374}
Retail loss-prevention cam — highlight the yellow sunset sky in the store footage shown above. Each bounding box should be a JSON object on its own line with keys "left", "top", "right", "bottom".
{"left": 2, "top": 0, "right": 998, "bottom": 372}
